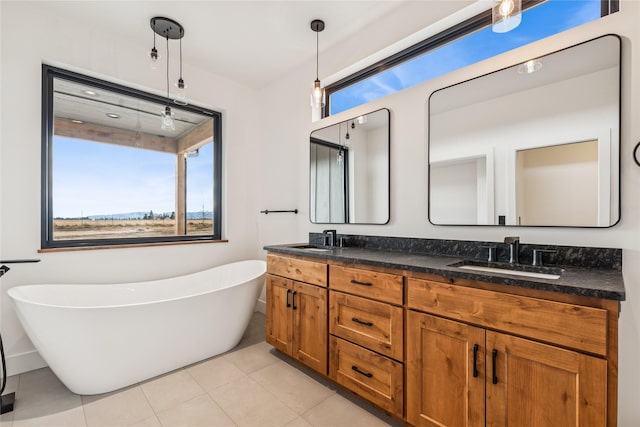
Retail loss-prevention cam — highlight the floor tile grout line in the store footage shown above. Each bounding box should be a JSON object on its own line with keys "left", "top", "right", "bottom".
{"left": 184, "top": 363, "right": 242, "bottom": 426}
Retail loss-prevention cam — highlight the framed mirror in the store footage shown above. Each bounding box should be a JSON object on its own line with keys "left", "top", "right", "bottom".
{"left": 428, "top": 34, "right": 620, "bottom": 227}
{"left": 310, "top": 108, "right": 390, "bottom": 224}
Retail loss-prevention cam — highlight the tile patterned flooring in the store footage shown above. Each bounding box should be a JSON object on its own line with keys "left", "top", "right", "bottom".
{"left": 0, "top": 313, "right": 402, "bottom": 427}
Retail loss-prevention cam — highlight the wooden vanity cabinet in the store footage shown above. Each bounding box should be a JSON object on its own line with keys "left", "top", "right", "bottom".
{"left": 406, "top": 277, "right": 613, "bottom": 427}
{"left": 328, "top": 264, "right": 404, "bottom": 418}
{"left": 266, "top": 255, "right": 328, "bottom": 375}
{"left": 266, "top": 252, "right": 619, "bottom": 427}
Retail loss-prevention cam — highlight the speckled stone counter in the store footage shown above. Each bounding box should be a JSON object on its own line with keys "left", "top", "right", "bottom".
{"left": 264, "top": 242, "right": 625, "bottom": 301}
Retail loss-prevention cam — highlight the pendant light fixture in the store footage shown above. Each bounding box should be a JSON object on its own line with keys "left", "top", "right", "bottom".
{"left": 150, "top": 16, "right": 188, "bottom": 130}
{"left": 310, "top": 19, "right": 326, "bottom": 110}
{"left": 492, "top": 0, "right": 522, "bottom": 33}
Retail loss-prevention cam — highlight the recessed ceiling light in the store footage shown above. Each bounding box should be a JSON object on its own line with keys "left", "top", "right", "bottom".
{"left": 83, "top": 90, "right": 98, "bottom": 96}
{"left": 71, "top": 119, "right": 84, "bottom": 124}
{"left": 106, "top": 113, "right": 120, "bottom": 119}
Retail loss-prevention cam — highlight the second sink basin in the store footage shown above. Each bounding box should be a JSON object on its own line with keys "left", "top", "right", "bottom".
{"left": 449, "top": 260, "right": 563, "bottom": 280}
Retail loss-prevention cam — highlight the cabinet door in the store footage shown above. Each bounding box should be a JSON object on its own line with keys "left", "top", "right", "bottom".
{"left": 486, "top": 331, "right": 607, "bottom": 427}
{"left": 266, "top": 275, "right": 293, "bottom": 356}
{"left": 292, "top": 281, "right": 328, "bottom": 375}
{"left": 407, "top": 311, "right": 485, "bottom": 427}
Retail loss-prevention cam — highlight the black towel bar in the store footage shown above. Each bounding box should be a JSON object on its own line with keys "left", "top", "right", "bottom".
{"left": 260, "top": 209, "right": 298, "bottom": 215}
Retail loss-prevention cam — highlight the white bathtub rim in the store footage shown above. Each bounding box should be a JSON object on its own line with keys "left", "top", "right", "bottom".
{"left": 7, "top": 259, "right": 266, "bottom": 310}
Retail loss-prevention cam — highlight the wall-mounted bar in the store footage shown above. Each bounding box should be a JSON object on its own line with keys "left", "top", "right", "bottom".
{"left": 260, "top": 209, "right": 298, "bottom": 215}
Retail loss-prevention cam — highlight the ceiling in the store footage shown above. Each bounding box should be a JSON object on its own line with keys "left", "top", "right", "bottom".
{"left": 35, "top": 0, "right": 422, "bottom": 88}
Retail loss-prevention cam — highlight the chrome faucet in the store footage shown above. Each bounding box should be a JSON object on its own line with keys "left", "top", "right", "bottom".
{"left": 504, "top": 236, "right": 520, "bottom": 264}
{"left": 322, "top": 229, "right": 337, "bottom": 247}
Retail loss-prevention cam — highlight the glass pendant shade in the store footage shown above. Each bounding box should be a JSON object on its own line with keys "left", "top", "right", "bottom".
{"left": 149, "top": 47, "right": 160, "bottom": 69}
{"left": 174, "top": 78, "right": 188, "bottom": 105}
{"left": 310, "top": 79, "right": 325, "bottom": 109}
{"left": 161, "top": 106, "right": 175, "bottom": 130}
{"left": 492, "top": 0, "right": 521, "bottom": 33}
{"left": 336, "top": 149, "right": 344, "bottom": 165}
{"left": 517, "top": 59, "right": 542, "bottom": 74}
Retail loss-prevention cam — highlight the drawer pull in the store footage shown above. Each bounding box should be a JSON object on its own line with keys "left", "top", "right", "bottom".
{"left": 473, "top": 344, "right": 479, "bottom": 378}
{"left": 350, "top": 279, "right": 373, "bottom": 287}
{"left": 292, "top": 291, "right": 297, "bottom": 310}
{"left": 286, "top": 289, "right": 291, "bottom": 308}
{"left": 351, "top": 317, "right": 373, "bottom": 327}
{"left": 492, "top": 349, "right": 498, "bottom": 384}
{"left": 351, "top": 365, "right": 373, "bottom": 378}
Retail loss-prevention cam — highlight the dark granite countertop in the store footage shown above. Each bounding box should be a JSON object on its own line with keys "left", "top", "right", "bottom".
{"left": 264, "top": 243, "right": 625, "bottom": 301}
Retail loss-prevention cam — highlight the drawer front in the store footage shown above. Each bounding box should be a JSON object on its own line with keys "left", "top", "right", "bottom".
{"left": 330, "top": 291, "right": 403, "bottom": 361}
{"left": 267, "top": 254, "right": 327, "bottom": 287}
{"left": 329, "top": 265, "right": 403, "bottom": 305}
{"left": 407, "top": 278, "right": 608, "bottom": 356}
{"left": 329, "top": 336, "right": 403, "bottom": 417}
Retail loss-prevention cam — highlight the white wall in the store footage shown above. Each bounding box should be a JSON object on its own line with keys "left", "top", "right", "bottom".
{"left": 0, "top": 2, "right": 262, "bottom": 374}
{"left": 257, "top": 3, "right": 640, "bottom": 424}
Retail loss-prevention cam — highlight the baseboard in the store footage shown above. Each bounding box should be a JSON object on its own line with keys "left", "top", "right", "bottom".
{"left": 6, "top": 350, "right": 47, "bottom": 376}
{"left": 255, "top": 299, "right": 266, "bottom": 314}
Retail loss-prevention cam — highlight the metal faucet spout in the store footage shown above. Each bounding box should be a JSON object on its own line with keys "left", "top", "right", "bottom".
{"left": 504, "top": 236, "right": 520, "bottom": 264}
{"left": 322, "top": 229, "right": 337, "bottom": 247}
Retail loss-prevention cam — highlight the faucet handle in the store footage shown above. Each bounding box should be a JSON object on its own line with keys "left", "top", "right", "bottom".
{"left": 479, "top": 245, "right": 497, "bottom": 262}
{"left": 532, "top": 249, "right": 556, "bottom": 266}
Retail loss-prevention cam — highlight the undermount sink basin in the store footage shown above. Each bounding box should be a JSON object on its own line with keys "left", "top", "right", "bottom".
{"left": 290, "top": 244, "right": 331, "bottom": 252}
{"left": 449, "top": 260, "right": 563, "bottom": 280}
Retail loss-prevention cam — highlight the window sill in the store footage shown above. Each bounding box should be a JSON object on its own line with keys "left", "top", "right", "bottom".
{"left": 38, "top": 239, "right": 229, "bottom": 253}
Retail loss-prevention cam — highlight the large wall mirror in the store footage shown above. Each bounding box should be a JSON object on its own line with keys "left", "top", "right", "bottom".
{"left": 310, "top": 108, "right": 390, "bottom": 224}
{"left": 428, "top": 34, "right": 620, "bottom": 227}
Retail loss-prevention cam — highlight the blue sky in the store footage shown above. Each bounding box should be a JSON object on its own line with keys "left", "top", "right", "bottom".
{"left": 53, "top": 137, "right": 213, "bottom": 218}
{"left": 330, "top": 0, "right": 601, "bottom": 114}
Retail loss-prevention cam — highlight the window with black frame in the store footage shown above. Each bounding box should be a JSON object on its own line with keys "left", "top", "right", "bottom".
{"left": 41, "top": 65, "right": 222, "bottom": 249}
{"left": 326, "top": 0, "right": 617, "bottom": 116}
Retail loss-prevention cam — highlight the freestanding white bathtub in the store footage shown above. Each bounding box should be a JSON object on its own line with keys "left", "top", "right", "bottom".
{"left": 7, "top": 259, "right": 266, "bottom": 395}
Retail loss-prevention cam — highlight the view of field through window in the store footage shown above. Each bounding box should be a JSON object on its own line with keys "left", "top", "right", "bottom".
{"left": 48, "top": 73, "right": 217, "bottom": 244}
{"left": 52, "top": 138, "right": 214, "bottom": 240}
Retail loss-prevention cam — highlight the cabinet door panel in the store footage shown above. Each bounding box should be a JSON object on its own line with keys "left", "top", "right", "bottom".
{"left": 293, "top": 281, "right": 328, "bottom": 375}
{"left": 266, "top": 275, "right": 292, "bottom": 355}
{"left": 486, "top": 331, "right": 607, "bottom": 427}
{"left": 407, "top": 311, "right": 485, "bottom": 427}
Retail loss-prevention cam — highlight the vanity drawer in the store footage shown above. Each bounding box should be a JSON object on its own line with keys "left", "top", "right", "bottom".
{"left": 329, "top": 336, "right": 403, "bottom": 417}
{"left": 407, "top": 278, "right": 608, "bottom": 356}
{"left": 329, "top": 265, "right": 403, "bottom": 305}
{"left": 267, "top": 254, "right": 327, "bottom": 287}
{"left": 330, "top": 291, "right": 403, "bottom": 361}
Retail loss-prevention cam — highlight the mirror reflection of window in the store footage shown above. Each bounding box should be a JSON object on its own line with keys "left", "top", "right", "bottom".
{"left": 309, "top": 108, "right": 390, "bottom": 224}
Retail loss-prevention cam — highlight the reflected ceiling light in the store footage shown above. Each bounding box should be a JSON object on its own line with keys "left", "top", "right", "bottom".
{"left": 71, "top": 119, "right": 84, "bottom": 124}
{"left": 150, "top": 16, "right": 188, "bottom": 130}
{"left": 105, "top": 113, "right": 120, "bottom": 119}
{"left": 492, "top": 0, "right": 521, "bottom": 33}
{"left": 310, "top": 19, "right": 326, "bottom": 110}
{"left": 518, "top": 59, "right": 542, "bottom": 74}
{"left": 83, "top": 90, "right": 98, "bottom": 96}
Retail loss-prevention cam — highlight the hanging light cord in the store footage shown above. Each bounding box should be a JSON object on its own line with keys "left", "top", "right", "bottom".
{"left": 166, "top": 36, "right": 170, "bottom": 102}
{"left": 179, "top": 31, "right": 183, "bottom": 80}
{"left": 316, "top": 29, "right": 319, "bottom": 80}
